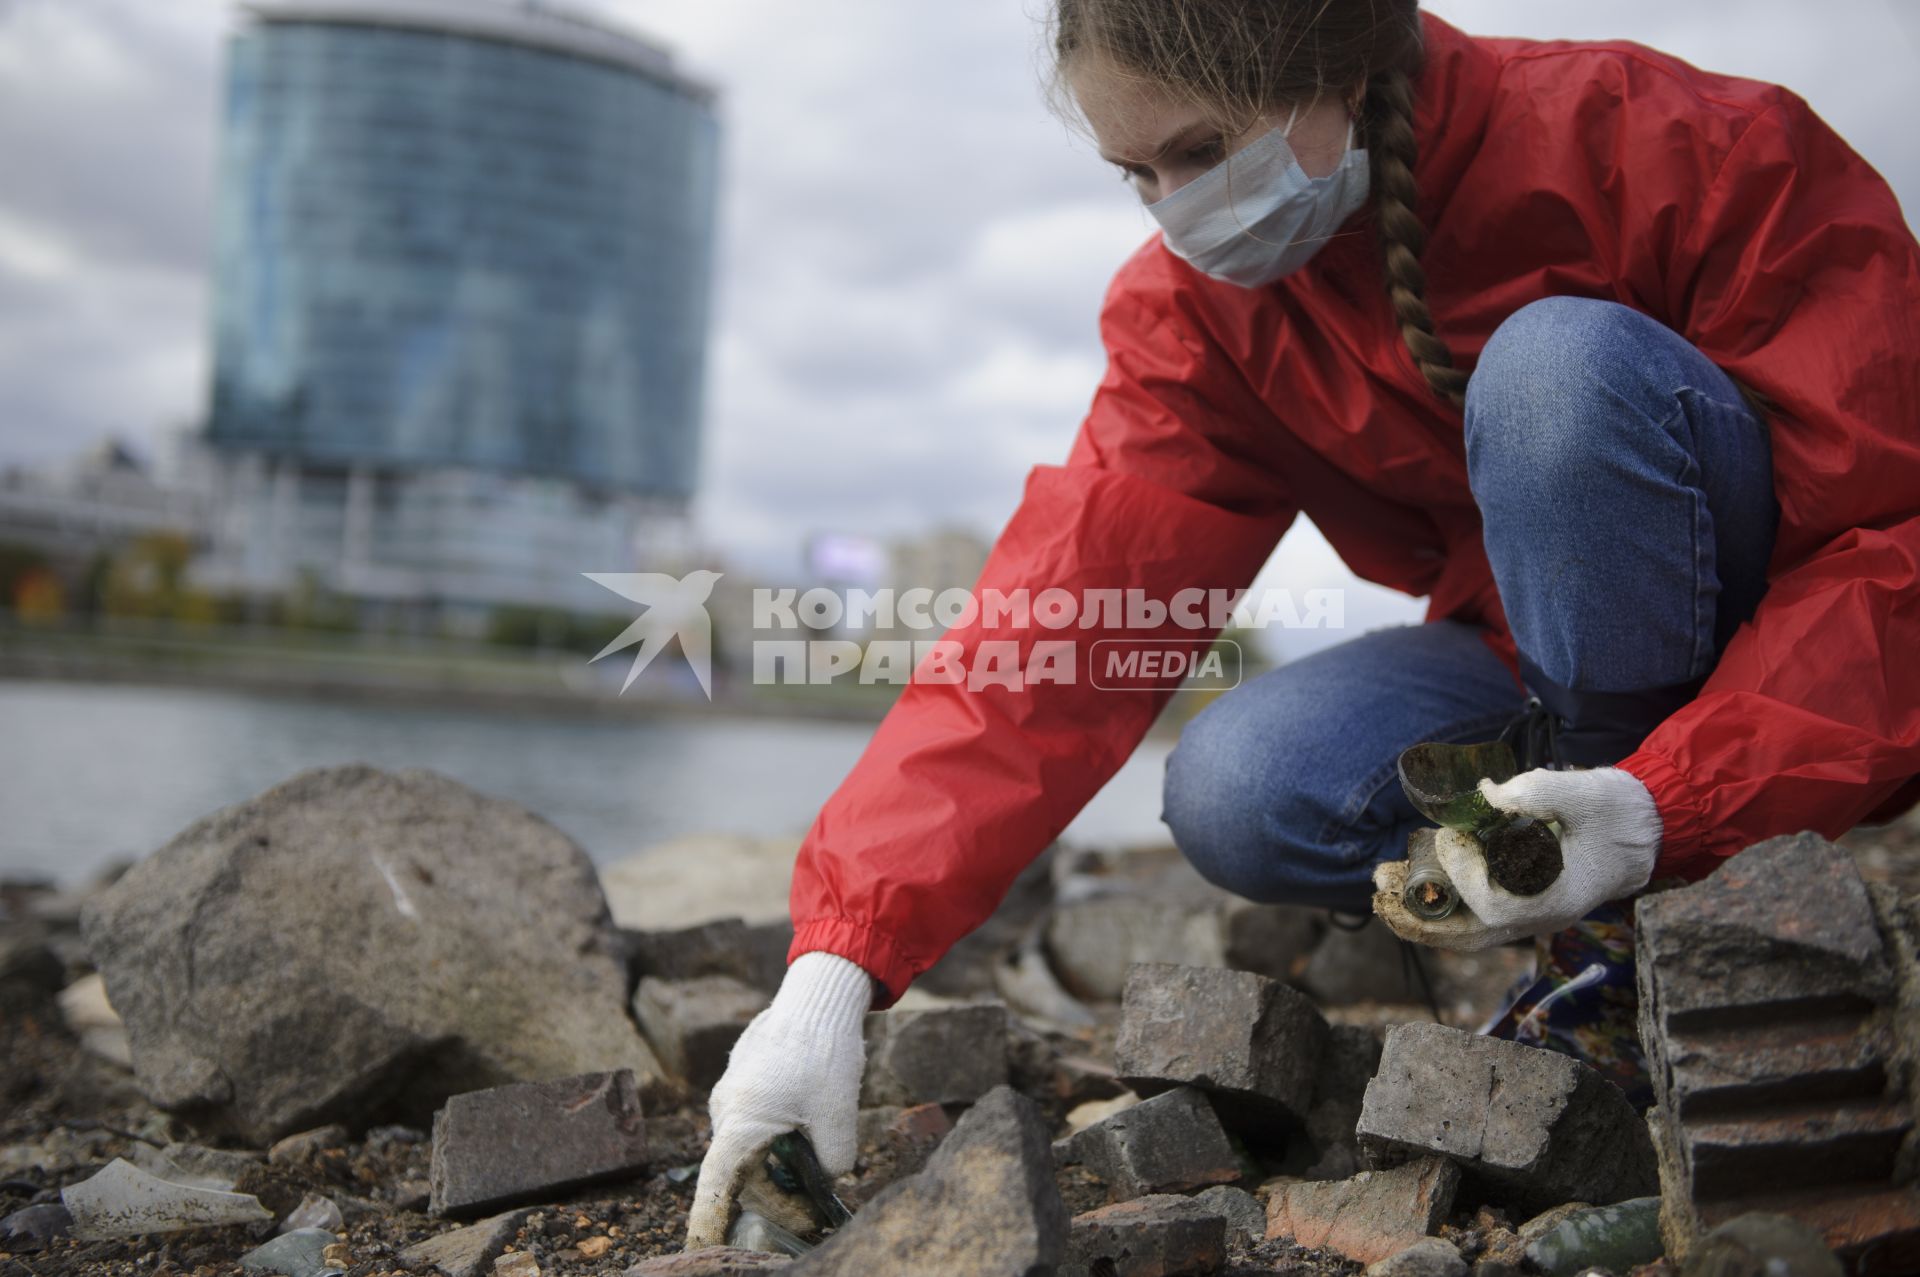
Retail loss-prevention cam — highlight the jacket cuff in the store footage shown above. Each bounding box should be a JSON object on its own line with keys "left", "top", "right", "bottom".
{"left": 1614, "top": 746, "right": 1713, "bottom": 878}
{"left": 789, "top": 916, "right": 917, "bottom": 1011}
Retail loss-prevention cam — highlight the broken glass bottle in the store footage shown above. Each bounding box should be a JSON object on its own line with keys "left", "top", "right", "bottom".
{"left": 1396, "top": 740, "right": 1564, "bottom": 919}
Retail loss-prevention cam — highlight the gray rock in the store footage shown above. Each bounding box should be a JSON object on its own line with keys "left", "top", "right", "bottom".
{"left": 80, "top": 765, "right": 666, "bottom": 1143}
{"left": 0, "top": 1202, "right": 72, "bottom": 1250}
{"left": 626, "top": 1250, "right": 793, "bottom": 1274}
{"left": 1636, "top": 833, "right": 1918, "bottom": 1264}
{"left": 634, "top": 975, "right": 769, "bottom": 1091}
{"left": 1044, "top": 897, "right": 1229, "bottom": 1002}
{"left": 1265, "top": 1157, "right": 1460, "bottom": 1267}
{"left": 240, "top": 1227, "right": 342, "bottom": 1277}
{"left": 792, "top": 1085, "right": 1066, "bottom": 1276}
{"left": 1114, "top": 963, "right": 1328, "bottom": 1138}
{"left": 429, "top": 1069, "right": 648, "bottom": 1218}
{"left": 1060, "top": 1194, "right": 1227, "bottom": 1277}
{"left": 1221, "top": 900, "right": 1324, "bottom": 984}
{"left": 1356, "top": 1023, "right": 1656, "bottom": 1213}
{"left": 1294, "top": 1024, "right": 1384, "bottom": 1181}
{"left": 624, "top": 918, "right": 757, "bottom": 983}
{"left": 1679, "top": 1211, "right": 1844, "bottom": 1277}
{"left": 1365, "top": 1237, "right": 1468, "bottom": 1277}
{"left": 1302, "top": 918, "right": 1425, "bottom": 1005}
{"left": 399, "top": 1209, "right": 535, "bottom": 1277}
{"left": 268, "top": 1125, "right": 347, "bottom": 1167}
{"left": 1191, "top": 1185, "right": 1265, "bottom": 1250}
{"left": 1052, "top": 1086, "right": 1239, "bottom": 1200}
{"left": 859, "top": 1004, "right": 1009, "bottom": 1107}
{"left": 621, "top": 918, "right": 796, "bottom": 999}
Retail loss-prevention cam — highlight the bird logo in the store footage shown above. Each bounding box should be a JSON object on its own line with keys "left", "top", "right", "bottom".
{"left": 583, "top": 569, "right": 724, "bottom": 698}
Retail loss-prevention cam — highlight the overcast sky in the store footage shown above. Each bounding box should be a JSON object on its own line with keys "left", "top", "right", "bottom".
{"left": 1, "top": 0, "right": 1915, "bottom": 656}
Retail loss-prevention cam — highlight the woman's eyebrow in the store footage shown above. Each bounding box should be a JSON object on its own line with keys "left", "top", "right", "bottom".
{"left": 1099, "top": 121, "right": 1215, "bottom": 167}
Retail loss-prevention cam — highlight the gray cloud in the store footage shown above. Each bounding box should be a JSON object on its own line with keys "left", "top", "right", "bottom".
{"left": 0, "top": 0, "right": 1913, "bottom": 593}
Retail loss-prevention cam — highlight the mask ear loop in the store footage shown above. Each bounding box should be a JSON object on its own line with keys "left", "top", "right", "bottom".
{"left": 1222, "top": 97, "right": 1353, "bottom": 252}
{"left": 1219, "top": 101, "right": 1298, "bottom": 248}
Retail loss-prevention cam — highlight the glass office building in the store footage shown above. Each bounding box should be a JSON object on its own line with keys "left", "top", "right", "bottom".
{"left": 208, "top": 0, "right": 718, "bottom": 498}
{"left": 192, "top": 1, "right": 720, "bottom": 621}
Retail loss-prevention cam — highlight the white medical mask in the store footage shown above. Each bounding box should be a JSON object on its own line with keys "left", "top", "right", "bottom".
{"left": 1145, "top": 102, "right": 1370, "bottom": 287}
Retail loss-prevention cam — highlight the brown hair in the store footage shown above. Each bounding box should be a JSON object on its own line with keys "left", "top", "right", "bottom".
{"left": 1046, "top": 0, "right": 1471, "bottom": 410}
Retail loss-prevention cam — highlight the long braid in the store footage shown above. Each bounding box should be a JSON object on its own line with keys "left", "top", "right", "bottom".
{"left": 1366, "top": 64, "right": 1470, "bottom": 410}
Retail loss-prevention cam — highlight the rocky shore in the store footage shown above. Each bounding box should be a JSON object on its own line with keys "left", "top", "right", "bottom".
{"left": 5, "top": 763, "right": 1919, "bottom": 1277}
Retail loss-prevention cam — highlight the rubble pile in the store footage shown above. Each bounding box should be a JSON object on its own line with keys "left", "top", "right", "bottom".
{"left": 3, "top": 763, "right": 1917, "bottom": 1276}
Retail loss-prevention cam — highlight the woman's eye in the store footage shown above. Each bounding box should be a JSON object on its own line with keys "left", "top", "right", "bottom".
{"left": 1187, "top": 139, "right": 1224, "bottom": 164}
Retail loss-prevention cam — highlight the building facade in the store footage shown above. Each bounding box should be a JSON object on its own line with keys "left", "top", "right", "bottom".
{"left": 195, "top": 0, "right": 719, "bottom": 623}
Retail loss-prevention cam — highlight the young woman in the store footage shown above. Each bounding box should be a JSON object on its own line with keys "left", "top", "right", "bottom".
{"left": 687, "top": 0, "right": 1919, "bottom": 1245}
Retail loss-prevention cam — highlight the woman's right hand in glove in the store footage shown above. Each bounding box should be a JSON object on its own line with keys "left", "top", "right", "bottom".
{"left": 682, "top": 950, "right": 874, "bottom": 1250}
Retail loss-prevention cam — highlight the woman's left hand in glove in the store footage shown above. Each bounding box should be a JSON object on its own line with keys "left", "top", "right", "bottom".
{"left": 1374, "top": 766, "right": 1663, "bottom": 951}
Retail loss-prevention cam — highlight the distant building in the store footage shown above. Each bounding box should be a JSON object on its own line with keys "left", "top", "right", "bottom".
{"left": 192, "top": 0, "right": 720, "bottom": 626}
{"left": 879, "top": 525, "right": 990, "bottom": 643}
{"left": 0, "top": 440, "right": 208, "bottom": 573}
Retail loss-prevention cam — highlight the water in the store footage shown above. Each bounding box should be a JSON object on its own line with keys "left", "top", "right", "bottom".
{"left": 0, "top": 680, "right": 1175, "bottom": 886}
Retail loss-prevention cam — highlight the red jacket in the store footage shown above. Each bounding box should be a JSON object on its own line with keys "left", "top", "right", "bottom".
{"left": 789, "top": 11, "right": 1920, "bottom": 1005}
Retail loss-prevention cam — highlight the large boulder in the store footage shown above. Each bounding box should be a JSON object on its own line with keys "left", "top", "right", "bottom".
{"left": 80, "top": 764, "right": 665, "bottom": 1143}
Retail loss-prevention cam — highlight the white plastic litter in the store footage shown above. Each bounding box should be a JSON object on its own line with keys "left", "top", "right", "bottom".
{"left": 61, "top": 1158, "right": 274, "bottom": 1239}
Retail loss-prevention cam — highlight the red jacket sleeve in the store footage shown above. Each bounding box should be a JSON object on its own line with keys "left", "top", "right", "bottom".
{"left": 1612, "top": 90, "right": 1920, "bottom": 878}
{"left": 787, "top": 244, "right": 1297, "bottom": 1004}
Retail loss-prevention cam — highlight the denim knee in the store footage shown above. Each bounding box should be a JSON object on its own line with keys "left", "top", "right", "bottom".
{"left": 1160, "top": 690, "right": 1338, "bottom": 903}
{"left": 1464, "top": 296, "right": 1660, "bottom": 496}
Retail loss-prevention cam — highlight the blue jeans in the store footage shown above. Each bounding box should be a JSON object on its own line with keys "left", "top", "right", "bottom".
{"left": 1160, "top": 296, "right": 1781, "bottom": 912}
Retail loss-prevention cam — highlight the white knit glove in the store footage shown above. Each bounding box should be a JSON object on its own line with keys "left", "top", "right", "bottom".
{"left": 684, "top": 950, "right": 873, "bottom": 1250}
{"left": 1375, "top": 767, "right": 1662, "bottom": 951}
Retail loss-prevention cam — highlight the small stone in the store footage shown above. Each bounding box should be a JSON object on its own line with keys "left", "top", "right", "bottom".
{"left": 240, "top": 1227, "right": 342, "bottom": 1277}
{"left": 430, "top": 1070, "right": 647, "bottom": 1218}
{"left": 1265, "top": 1156, "right": 1460, "bottom": 1266}
{"left": 1052, "top": 1087, "right": 1239, "bottom": 1200}
{"left": 1114, "top": 963, "right": 1329, "bottom": 1138}
{"left": 1191, "top": 1185, "right": 1265, "bottom": 1250}
{"left": 579, "top": 1235, "right": 612, "bottom": 1259}
{"left": 1221, "top": 900, "right": 1325, "bottom": 983}
{"left": 633, "top": 975, "right": 769, "bottom": 1091}
{"left": 1061, "top": 1194, "right": 1227, "bottom": 1277}
{"left": 268, "top": 1125, "right": 348, "bottom": 1167}
{"left": 279, "top": 1193, "right": 344, "bottom": 1236}
{"left": 1293, "top": 1024, "right": 1384, "bottom": 1181}
{"left": 394, "top": 1179, "right": 432, "bottom": 1212}
{"left": 1679, "top": 1212, "right": 1844, "bottom": 1277}
{"left": 624, "top": 918, "right": 758, "bottom": 983}
{"left": 859, "top": 1004, "right": 1009, "bottom": 1107}
{"left": 0, "top": 1202, "right": 72, "bottom": 1250}
{"left": 625, "top": 1250, "right": 793, "bottom": 1274}
{"left": 853, "top": 1103, "right": 954, "bottom": 1182}
{"left": 1366, "top": 1237, "right": 1468, "bottom": 1277}
{"left": 792, "top": 1086, "right": 1066, "bottom": 1276}
{"left": 398, "top": 1209, "right": 535, "bottom": 1277}
{"left": 1303, "top": 919, "right": 1424, "bottom": 1005}
{"left": 1044, "top": 896, "right": 1228, "bottom": 1002}
{"left": 1356, "top": 1023, "right": 1656, "bottom": 1213}
{"left": 495, "top": 1252, "right": 540, "bottom": 1277}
